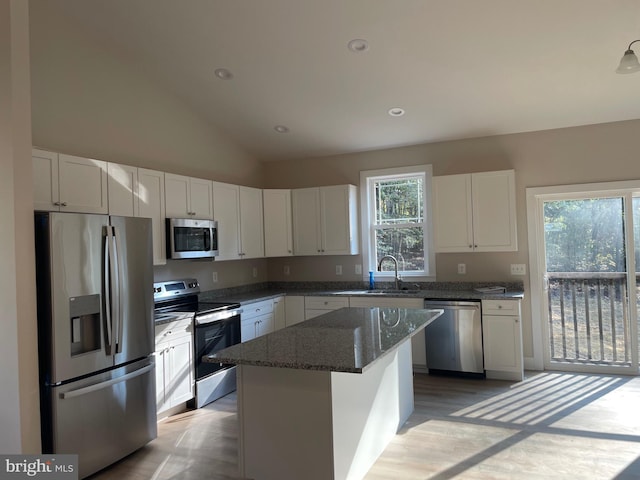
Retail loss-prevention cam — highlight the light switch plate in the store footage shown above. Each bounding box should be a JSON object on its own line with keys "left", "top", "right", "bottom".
{"left": 212, "top": 271, "right": 218, "bottom": 283}
{"left": 457, "top": 263, "right": 466, "bottom": 274}
{"left": 336, "top": 265, "right": 343, "bottom": 275}
{"left": 355, "top": 264, "right": 362, "bottom": 275}
{"left": 283, "top": 265, "right": 290, "bottom": 275}
{"left": 510, "top": 264, "right": 527, "bottom": 275}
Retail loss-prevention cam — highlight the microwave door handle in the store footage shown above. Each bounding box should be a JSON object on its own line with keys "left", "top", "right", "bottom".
{"left": 103, "top": 226, "right": 113, "bottom": 354}
{"left": 205, "top": 227, "right": 211, "bottom": 252}
{"left": 112, "top": 225, "right": 124, "bottom": 354}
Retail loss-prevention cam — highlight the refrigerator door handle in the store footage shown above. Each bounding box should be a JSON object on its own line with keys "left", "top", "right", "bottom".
{"left": 104, "top": 226, "right": 114, "bottom": 353}
{"left": 59, "top": 364, "right": 154, "bottom": 400}
{"left": 112, "top": 225, "right": 124, "bottom": 354}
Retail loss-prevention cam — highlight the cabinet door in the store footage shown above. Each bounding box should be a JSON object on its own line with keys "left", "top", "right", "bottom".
{"left": 165, "top": 173, "right": 191, "bottom": 218}
{"left": 167, "top": 335, "right": 194, "bottom": 406}
{"left": 292, "top": 187, "right": 321, "bottom": 255}
{"left": 433, "top": 174, "right": 473, "bottom": 252}
{"left": 154, "top": 344, "right": 168, "bottom": 413}
{"left": 239, "top": 186, "right": 264, "bottom": 258}
{"left": 241, "top": 317, "right": 257, "bottom": 342}
{"left": 58, "top": 154, "right": 108, "bottom": 214}
{"left": 32, "top": 149, "right": 59, "bottom": 211}
{"left": 320, "top": 185, "right": 358, "bottom": 255}
{"left": 273, "top": 297, "right": 286, "bottom": 331}
{"left": 189, "top": 177, "right": 214, "bottom": 220}
{"left": 284, "top": 296, "right": 305, "bottom": 327}
{"left": 255, "top": 312, "right": 275, "bottom": 337}
{"left": 213, "top": 182, "right": 241, "bottom": 260}
{"left": 471, "top": 170, "right": 517, "bottom": 252}
{"left": 138, "top": 168, "right": 166, "bottom": 266}
{"left": 107, "top": 163, "right": 138, "bottom": 217}
{"left": 263, "top": 189, "right": 293, "bottom": 257}
{"left": 483, "top": 315, "right": 523, "bottom": 375}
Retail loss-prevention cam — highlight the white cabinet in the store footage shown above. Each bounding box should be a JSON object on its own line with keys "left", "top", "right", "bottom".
{"left": 482, "top": 299, "right": 524, "bottom": 381}
{"left": 292, "top": 185, "right": 359, "bottom": 256}
{"left": 263, "top": 189, "right": 293, "bottom": 257}
{"left": 213, "top": 182, "right": 264, "bottom": 260}
{"left": 165, "top": 173, "right": 213, "bottom": 219}
{"left": 273, "top": 296, "right": 286, "bottom": 331}
{"left": 284, "top": 296, "right": 305, "bottom": 327}
{"left": 241, "top": 299, "right": 274, "bottom": 342}
{"left": 138, "top": 168, "right": 167, "bottom": 266}
{"left": 433, "top": 170, "right": 517, "bottom": 252}
{"left": 348, "top": 297, "right": 426, "bottom": 370}
{"left": 155, "top": 318, "right": 194, "bottom": 414}
{"left": 105, "top": 164, "right": 166, "bottom": 265}
{"left": 304, "top": 296, "right": 349, "bottom": 320}
{"left": 107, "top": 162, "right": 138, "bottom": 217}
{"left": 33, "top": 149, "right": 108, "bottom": 214}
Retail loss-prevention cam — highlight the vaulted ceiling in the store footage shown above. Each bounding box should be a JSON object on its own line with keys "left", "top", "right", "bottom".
{"left": 33, "top": 0, "right": 640, "bottom": 161}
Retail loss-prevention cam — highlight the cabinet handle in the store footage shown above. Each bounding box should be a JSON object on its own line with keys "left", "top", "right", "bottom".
{"left": 474, "top": 244, "right": 478, "bottom": 248}
{"left": 468, "top": 245, "right": 473, "bottom": 249}
{"left": 61, "top": 202, "right": 68, "bottom": 207}
{"left": 53, "top": 201, "right": 61, "bottom": 206}
{"left": 498, "top": 305, "right": 503, "bottom": 309}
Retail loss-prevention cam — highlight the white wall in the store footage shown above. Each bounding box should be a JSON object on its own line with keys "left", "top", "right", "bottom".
{"left": 0, "top": 0, "right": 40, "bottom": 453}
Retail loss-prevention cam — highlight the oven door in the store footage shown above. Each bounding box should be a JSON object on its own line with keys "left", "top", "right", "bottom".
{"left": 167, "top": 218, "right": 218, "bottom": 259}
{"left": 194, "top": 311, "right": 241, "bottom": 379}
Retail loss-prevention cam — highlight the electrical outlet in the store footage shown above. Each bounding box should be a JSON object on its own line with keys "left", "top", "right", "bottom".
{"left": 252, "top": 267, "right": 258, "bottom": 278}
{"left": 336, "top": 265, "right": 343, "bottom": 276}
{"left": 284, "top": 265, "right": 290, "bottom": 275}
{"left": 212, "top": 271, "right": 218, "bottom": 283}
{"left": 457, "top": 263, "right": 466, "bottom": 275}
{"left": 355, "top": 264, "right": 362, "bottom": 275}
{"left": 510, "top": 264, "right": 527, "bottom": 275}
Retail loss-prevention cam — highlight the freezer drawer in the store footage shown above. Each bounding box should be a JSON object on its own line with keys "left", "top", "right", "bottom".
{"left": 424, "top": 300, "right": 484, "bottom": 375}
{"left": 44, "top": 358, "right": 157, "bottom": 479}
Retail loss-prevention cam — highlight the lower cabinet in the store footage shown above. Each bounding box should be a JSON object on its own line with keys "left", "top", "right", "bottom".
{"left": 482, "top": 299, "right": 524, "bottom": 381}
{"left": 241, "top": 299, "right": 275, "bottom": 342}
{"left": 284, "top": 296, "right": 305, "bottom": 327}
{"left": 273, "top": 296, "right": 286, "bottom": 331}
{"left": 304, "top": 296, "right": 349, "bottom": 320}
{"left": 155, "top": 319, "right": 194, "bottom": 414}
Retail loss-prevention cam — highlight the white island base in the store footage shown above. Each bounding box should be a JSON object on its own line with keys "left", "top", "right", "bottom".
{"left": 237, "top": 340, "right": 413, "bottom": 480}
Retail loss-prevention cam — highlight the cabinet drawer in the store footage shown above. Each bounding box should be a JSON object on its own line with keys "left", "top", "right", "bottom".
{"left": 482, "top": 299, "right": 520, "bottom": 316}
{"left": 155, "top": 318, "right": 192, "bottom": 343}
{"left": 304, "top": 296, "right": 349, "bottom": 310}
{"left": 242, "top": 299, "right": 274, "bottom": 320}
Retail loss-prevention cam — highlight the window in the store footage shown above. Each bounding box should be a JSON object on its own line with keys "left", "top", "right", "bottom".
{"left": 360, "top": 165, "right": 435, "bottom": 281}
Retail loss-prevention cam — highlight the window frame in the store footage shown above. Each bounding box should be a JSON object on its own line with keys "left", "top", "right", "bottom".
{"left": 359, "top": 164, "right": 436, "bottom": 282}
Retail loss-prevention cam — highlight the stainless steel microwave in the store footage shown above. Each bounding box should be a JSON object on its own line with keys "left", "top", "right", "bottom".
{"left": 166, "top": 218, "right": 218, "bottom": 259}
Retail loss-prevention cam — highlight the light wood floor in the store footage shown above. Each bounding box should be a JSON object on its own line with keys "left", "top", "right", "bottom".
{"left": 88, "top": 371, "right": 640, "bottom": 479}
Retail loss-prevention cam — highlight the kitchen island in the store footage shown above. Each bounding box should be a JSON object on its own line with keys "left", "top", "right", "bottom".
{"left": 209, "top": 306, "right": 443, "bottom": 480}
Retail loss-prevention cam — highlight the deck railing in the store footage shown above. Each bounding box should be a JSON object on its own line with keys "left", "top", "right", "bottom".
{"left": 547, "top": 272, "right": 630, "bottom": 365}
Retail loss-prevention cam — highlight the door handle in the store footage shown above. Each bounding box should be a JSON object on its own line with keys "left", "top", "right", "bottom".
{"left": 60, "top": 364, "right": 153, "bottom": 399}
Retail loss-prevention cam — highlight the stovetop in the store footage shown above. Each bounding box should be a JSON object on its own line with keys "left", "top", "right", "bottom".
{"left": 153, "top": 278, "right": 240, "bottom": 318}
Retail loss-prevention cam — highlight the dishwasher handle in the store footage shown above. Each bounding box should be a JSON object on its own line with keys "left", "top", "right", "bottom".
{"left": 424, "top": 300, "right": 481, "bottom": 309}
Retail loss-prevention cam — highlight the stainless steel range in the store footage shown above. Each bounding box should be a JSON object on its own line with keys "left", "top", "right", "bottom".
{"left": 153, "top": 279, "right": 242, "bottom": 408}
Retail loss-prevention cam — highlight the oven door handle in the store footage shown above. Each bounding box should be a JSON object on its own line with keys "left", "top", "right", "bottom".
{"left": 195, "top": 308, "right": 243, "bottom": 325}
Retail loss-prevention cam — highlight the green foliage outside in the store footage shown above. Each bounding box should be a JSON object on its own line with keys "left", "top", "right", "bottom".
{"left": 374, "top": 177, "right": 425, "bottom": 272}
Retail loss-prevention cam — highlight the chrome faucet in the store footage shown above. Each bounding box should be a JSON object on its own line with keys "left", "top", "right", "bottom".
{"left": 377, "top": 255, "right": 400, "bottom": 290}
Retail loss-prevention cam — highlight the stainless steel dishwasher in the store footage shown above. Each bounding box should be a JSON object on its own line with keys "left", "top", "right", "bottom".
{"left": 423, "top": 300, "right": 484, "bottom": 377}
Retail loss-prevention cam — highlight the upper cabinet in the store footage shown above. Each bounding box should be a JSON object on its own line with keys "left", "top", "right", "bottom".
{"left": 106, "top": 163, "right": 166, "bottom": 265}
{"left": 433, "top": 170, "right": 517, "bottom": 252}
{"left": 107, "top": 163, "right": 138, "bottom": 217}
{"left": 212, "top": 182, "right": 264, "bottom": 260}
{"left": 165, "top": 173, "right": 213, "bottom": 220}
{"left": 137, "top": 168, "right": 167, "bottom": 266}
{"left": 292, "top": 185, "right": 359, "bottom": 256}
{"left": 263, "top": 189, "right": 293, "bottom": 257}
{"left": 33, "top": 149, "right": 108, "bottom": 214}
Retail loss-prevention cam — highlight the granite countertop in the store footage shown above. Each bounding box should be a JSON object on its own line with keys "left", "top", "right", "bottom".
{"left": 207, "top": 307, "right": 443, "bottom": 373}
{"left": 198, "top": 284, "right": 524, "bottom": 306}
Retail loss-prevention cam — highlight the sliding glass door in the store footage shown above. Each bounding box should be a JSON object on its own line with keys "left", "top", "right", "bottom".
{"left": 529, "top": 183, "right": 640, "bottom": 374}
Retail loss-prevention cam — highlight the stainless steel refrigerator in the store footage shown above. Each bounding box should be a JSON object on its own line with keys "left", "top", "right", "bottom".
{"left": 34, "top": 212, "right": 157, "bottom": 479}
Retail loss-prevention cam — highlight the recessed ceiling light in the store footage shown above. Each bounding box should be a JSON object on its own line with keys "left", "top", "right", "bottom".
{"left": 214, "top": 68, "right": 233, "bottom": 80}
{"left": 274, "top": 125, "right": 290, "bottom": 133}
{"left": 348, "top": 39, "right": 369, "bottom": 53}
{"left": 388, "top": 107, "right": 405, "bottom": 117}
